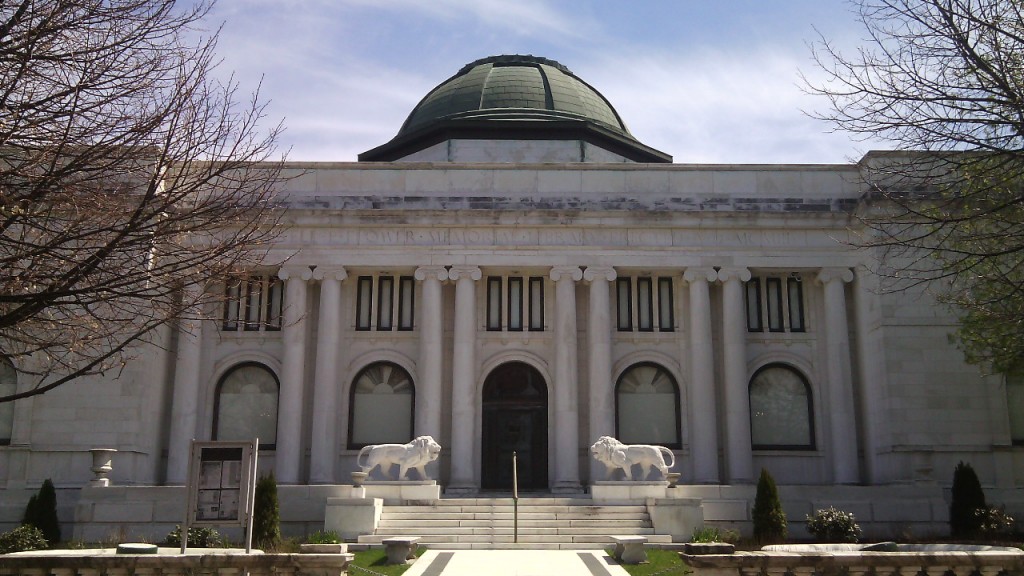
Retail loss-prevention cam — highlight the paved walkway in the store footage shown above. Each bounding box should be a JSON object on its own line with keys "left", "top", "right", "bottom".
{"left": 401, "top": 550, "right": 632, "bottom": 576}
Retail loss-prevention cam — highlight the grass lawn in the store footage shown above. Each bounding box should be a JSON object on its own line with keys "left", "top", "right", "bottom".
{"left": 350, "top": 548, "right": 425, "bottom": 576}
{"left": 609, "top": 548, "right": 689, "bottom": 576}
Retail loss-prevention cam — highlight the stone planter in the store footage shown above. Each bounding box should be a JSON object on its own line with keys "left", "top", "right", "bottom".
{"left": 89, "top": 448, "right": 117, "bottom": 487}
{"left": 300, "top": 543, "right": 347, "bottom": 554}
{"left": 350, "top": 471, "right": 368, "bottom": 487}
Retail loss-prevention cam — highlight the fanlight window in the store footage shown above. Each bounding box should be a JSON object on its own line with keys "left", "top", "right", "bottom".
{"left": 348, "top": 362, "right": 414, "bottom": 449}
{"left": 616, "top": 363, "right": 680, "bottom": 448}
{"left": 0, "top": 358, "right": 15, "bottom": 445}
{"left": 749, "top": 364, "right": 815, "bottom": 450}
{"left": 214, "top": 363, "right": 279, "bottom": 449}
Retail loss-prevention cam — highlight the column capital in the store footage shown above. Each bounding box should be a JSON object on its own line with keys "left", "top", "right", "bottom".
{"left": 683, "top": 267, "right": 717, "bottom": 283}
{"left": 550, "top": 265, "right": 583, "bottom": 282}
{"left": 816, "top": 267, "right": 854, "bottom": 285}
{"left": 415, "top": 265, "right": 449, "bottom": 282}
{"left": 717, "top": 267, "right": 751, "bottom": 283}
{"left": 448, "top": 265, "right": 481, "bottom": 281}
{"left": 312, "top": 266, "right": 347, "bottom": 282}
{"left": 583, "top": 266, "right": 617, "bottom": 283}
{"left": 279, "top": 264, "right": 313, "bottom": 281}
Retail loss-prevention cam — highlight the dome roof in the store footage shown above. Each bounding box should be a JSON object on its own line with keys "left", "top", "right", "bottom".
{"left": 359, "top": 55, "right": 670, "bottom": 163}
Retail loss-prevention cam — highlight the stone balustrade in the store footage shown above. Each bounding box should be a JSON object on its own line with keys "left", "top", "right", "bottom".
{"left": 0, "top": 552, "right": 354, "bottom": 576}
{"left": 680, "top": 548, "right": 1024, "bottom": 576}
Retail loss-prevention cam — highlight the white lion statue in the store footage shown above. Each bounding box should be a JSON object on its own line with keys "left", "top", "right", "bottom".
{"left": 590, "top": 436, "right": 676, "bottom": 481}
{"left": 356, "top": 435, "right": 442, "bottom": 480}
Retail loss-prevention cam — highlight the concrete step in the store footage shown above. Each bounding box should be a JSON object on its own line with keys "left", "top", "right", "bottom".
{"left": 372, "top": 526, "right": 658, "bottom": 536}
{"left": 380, "top": 511, "right": 651, "bottom": 521}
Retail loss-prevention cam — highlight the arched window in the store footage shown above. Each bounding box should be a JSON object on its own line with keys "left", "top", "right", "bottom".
{"left": 749, "top": 364, "right": 815, "bottom": 450}
{"left": 0, "top": 358, "right": 16, "bottom": 445}
{"left": 616, "top": 363, "right": 681, "bottom": 448}
{"left": 348, "top": 362, "right": 414, "bottom": 449}
{"left": 213, "top": 363, "right": 279, "bottom": 449}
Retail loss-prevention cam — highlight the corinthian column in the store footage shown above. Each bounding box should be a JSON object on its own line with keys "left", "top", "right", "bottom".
{"left": 817, "top": 267, "right": 859, "bottom": 484}
{"left": 551, "top": 265, "right": 583, "bottom": 493}
{"left": 583, "top": 266, "right": 616, "bottom": 481}
{"left": 414, "top": 266, "right": 448, "bottom": 442}
{"left": 684, "top": 267, "right": 719, "bottom": 483}
{"left": 309, "top": 266, "right": 346, "bottom": 484}
{"left": 167, "top": 285, "right": 204, "bottom": 485}
{"left": 448, "top": 265, "right": 481, "bottom": 492}
{"left": 276, "top": 265, "right": 312, "bottom": 484}
{"left": 718, "top": 267, "right": 753, "bottom": 484}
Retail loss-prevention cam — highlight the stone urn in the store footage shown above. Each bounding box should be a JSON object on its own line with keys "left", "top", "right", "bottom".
{"left": 666, "top": 472, "right": 681, "bottom": 488}
{"left": 351, "top": 471, "right": 368, "bottom": 487}
{"left": 89, "top": 448, "right": 117, "bottom": 487}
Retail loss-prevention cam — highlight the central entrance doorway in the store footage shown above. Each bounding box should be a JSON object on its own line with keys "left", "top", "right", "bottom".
{"left": 481, "top": 362, "right": 548, "bottom": 490}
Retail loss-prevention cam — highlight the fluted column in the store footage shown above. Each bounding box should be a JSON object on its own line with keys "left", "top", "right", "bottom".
{"left": 584, "top": 265, "right": 616, "bottom": 482}
{"left": 448, "top": 265, "right": 481, "bottom": 491}
{"left": 166, "top": 286, "right": 204, "bottom": 485}
{"left": 551, "top": 265, "right": 583, "bottom": 493}
{"left": 309, "top": 266, "right": 346, "bottom": 484}
{"left": 414, "top": 266, "right": 448, "bottom": 442}
{"left": 277, "top": 265, "right": 313, "bottom": 484}
{"left": 718, "top": 267, "right": 753, "bottom": 483}
{"left": 817, "top": 267, "right": 859, "bottom": 484}
{"left": 684, "top": 267, "right": 719, "bottom": 483}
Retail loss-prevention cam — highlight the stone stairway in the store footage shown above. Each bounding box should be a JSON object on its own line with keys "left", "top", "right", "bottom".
{"left": 356, "top": 497, "right": 673, "bottom": 550}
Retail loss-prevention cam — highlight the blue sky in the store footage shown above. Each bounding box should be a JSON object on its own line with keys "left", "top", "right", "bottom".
{"left": 205, "top": 1, "right": 877, "bottom": 164}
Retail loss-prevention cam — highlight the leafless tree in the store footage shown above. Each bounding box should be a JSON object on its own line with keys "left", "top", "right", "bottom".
{"left": 807, "top": 0, "right": 1024, "bottom": 371}
{"left": 0, "top": 0, "right": 282, "bottom": 401}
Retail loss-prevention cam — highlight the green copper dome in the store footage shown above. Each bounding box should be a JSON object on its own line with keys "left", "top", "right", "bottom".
{"left": 360, "top": 55, "right": 671, "bottom": 162}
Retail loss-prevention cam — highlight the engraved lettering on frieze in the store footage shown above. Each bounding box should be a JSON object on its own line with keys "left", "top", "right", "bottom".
{"left": 539, "top": 229, "right": 583, "bottom": 245}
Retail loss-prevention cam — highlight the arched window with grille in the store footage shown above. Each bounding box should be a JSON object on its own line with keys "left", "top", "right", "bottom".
{"left": 348, "top": 362, "right": 414, "bottom": 449}
{"left": 615, "top": 363, "right": 681, "bottom": 448}
{"left": 213, "top": 363, "right": 279, "bottom": 449}
{"left": 749, "top": 363, "right": 815, "bottom": 450}
{"left": 0, "top": 358, "right": 15, "bottom": 445}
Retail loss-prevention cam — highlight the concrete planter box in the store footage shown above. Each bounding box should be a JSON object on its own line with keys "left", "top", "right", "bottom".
{"left": 299, "top": 543, "right": 347, "bottom": 554}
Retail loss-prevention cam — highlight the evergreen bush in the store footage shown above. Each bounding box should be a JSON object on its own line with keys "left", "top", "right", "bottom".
{"left": 253, "top": 472, "right": 281, "bottom": 551}
{"left": 805, "top": 506, "right": 862, "bottom": 543}
{"left": 950, "top": 461, "right": 986, "bottom": 538}
{"left": 752, "top": 468, "right": 787, "bottom": 544}
{"left": 21, "top": 478, "right": 60, "bottom": 545}
{"left": 0, "top": 525, "right": 48, "bottom": 554}
{"left": 163, "top": 525, "right": 224, "bottom": 548}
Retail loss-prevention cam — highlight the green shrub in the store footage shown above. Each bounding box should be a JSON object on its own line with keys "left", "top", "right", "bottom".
{"left": 975, "top": 506, "right": 1015, "bottom": 539}
{"left": 164, "top": 525, "right": 224, "bottom": 548}
{"left": 950, "top": 461, "right": 987, "bottom": 538}
{"left": 805, "top": 506, "right": 862, "bottom": 543}
{"left": 752, "top": 468, "right": 787, "bottom": 544}
{"left": 690, "top": 526, "right": 740, "bottom": 544}
{"left": 253, "top": 473, "right": 281, "bottom": 551}
{"left": 306, "top": 530, "right": 340, "bottom": 544}
{"left": 0, "top": 525, "right": 49, "bottom": 554}
{"left": 21, "top": 478, "right": 60, "bottom": 545}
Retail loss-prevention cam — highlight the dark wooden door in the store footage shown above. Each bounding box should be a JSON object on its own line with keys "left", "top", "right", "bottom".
{"left": 481, "top": 362, "right": 548, "bottom": 490}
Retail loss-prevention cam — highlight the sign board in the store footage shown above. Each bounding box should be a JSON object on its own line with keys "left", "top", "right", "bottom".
{"left": 183, "top": 440, "right": 258, "bottom": 552}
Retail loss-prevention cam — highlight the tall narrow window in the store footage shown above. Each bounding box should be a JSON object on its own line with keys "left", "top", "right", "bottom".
{"left": 749, "top": 364, "right": 814, "bottom": 450}
{"left": 658, "top": 278, "right": 674, "bottom": 331}
{"left": 616, "top": 278, "right": 633, "bottom": 331}
{"left": 616, "top": 363, "right": 681, "bottom": 448}
{"left": 244, "top": 277, "right": 263, "bottom": 331}
{"left": 787, "top": 277, "right": 805, "bottom": 332}
{"left": 398, "top": 276, "right": 415, "bottom": 330}
{"left": 508, "top": 277, "right": 524, "bottom": 331}
{"left": 529, "top": 277, "right": 545, "bottom": 331}
{"left": 765, "top": 277, "right": 784, "bottom": 332}
{"left": 356, "top": 276, "right": 373, "bottom": 330}
{"left": 746, "top": 278, "right": 763, "bottom": 332}
{"left": 1007, "top": 372, "right": 1024, "bottom": 444}
{"left": 214, "top": 363, "right": 279, "bottom": 449}
{"left": 349, "top": 362, "right": 414, "bottom": 448}
{"left": 265, "top": 277, "right": 283, "bottom": 330}
{"left": 223, "top": 279, "right": 242, "bottom": 331}
{"left": 377, "top": 276, "right": 395, "bottom": 331}
{"left": 0, "top": 358, "right": 15, "bottom": 445}
{"left": 637, "top": 277, "right": 654, "bottom": 331}
{"left": 487, "top": 277, "right": 502, "bottom": 331}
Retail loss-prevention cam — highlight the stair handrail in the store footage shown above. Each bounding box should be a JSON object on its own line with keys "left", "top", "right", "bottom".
{"left": 513, "top": 450, "right": 519, "bottom": 543}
